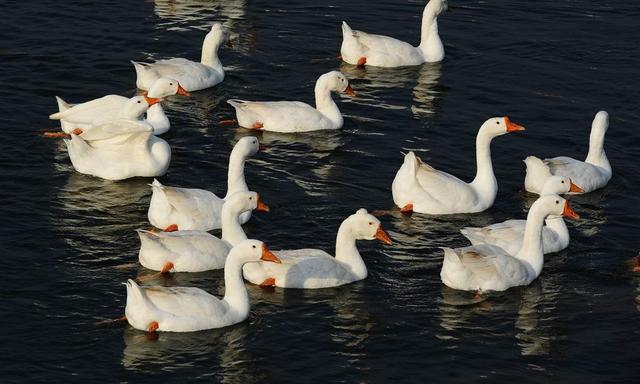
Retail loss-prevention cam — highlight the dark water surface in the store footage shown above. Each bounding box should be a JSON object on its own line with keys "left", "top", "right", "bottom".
{"left": 2, "top": 0, "right": 639, "bottom": 382}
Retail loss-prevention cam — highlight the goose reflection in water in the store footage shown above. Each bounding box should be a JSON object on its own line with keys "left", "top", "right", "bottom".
{"left": 54, "top": 174, "right": 151, "bottom": 260}
{"left": 437, "top": 271, "right": 562, "bottom": 356}
{"left": 339, "top": 62, "right": 442, "bottom": 118}
{"left": 122, "top": 323, "right": 265, "bottom": 382}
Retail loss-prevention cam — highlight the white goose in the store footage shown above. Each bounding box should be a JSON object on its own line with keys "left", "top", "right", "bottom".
{"left": 125, "top": 239, "right": 281, "bottom": 333}
{"left": 242, "top": 209, "right": 392, "bottom": 289}
{"left": 64, "top": 98, "right": 171, "bottom": 181}
{"left": 440, "top": 194, "right": 580, "bottom": 292}
{"left": 148, "top": 136, "right": 262, "bottom": 231}
{"left": 137, "top": 191, "right": 269, "bottom": 273}
{"left": 460, "top": 176, "right": 584, "bottom": 255}
{"left": 340, "top": 0, "right": 448, "bottom": 67}
{"left": 524, "top": 111, "right": 611, "bottom": 194}
{"left": 226, "top": 71, "right": 355, "bottom": 133}
{"left": 50, "top": 78, "right": 189, "bottom": 136}
{"left": 132, "top": 23, "right": 229, "bottom": 92}
{"left": 392, "top": 117, "right": 526, "bottom": 215}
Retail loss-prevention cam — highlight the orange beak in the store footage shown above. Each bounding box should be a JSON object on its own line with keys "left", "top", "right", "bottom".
{"left": 504, "top": 116, "right": 525, "bottom": 132}
{"left": 344, "top": 84, "right": 356, "bottom": 97}
{"left": 568, "top": 179, "right": 584, "bottom": 193}
{"left": 261, "top": 243, "right": 281, "bottom": 263}
{"left": 176, "top": 84, "right": 191, "bottom": 97}
{"left": 144, "top": 95, "right": 161, "bottom": 106}
{"left": 375, "top": 226, "right": 392, "bottom": 245}
{"left": 562, "top": 200, "right": 580, "bottom": 220}
{"left": 256, "top": 195, "right": 270, "bottom": 212}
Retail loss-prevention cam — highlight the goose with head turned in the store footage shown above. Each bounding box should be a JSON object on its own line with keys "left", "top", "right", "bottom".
{"left": 524, "top": 111, "right": 611, "bottom": 194}
{"left": 227, "top": 71, "right": 355, "bottom": 133}
{"left": 340, "top": 0, "right": 448, "bottom": 67}
{"left": 148, "top": 136, "right": 262, "bottom": 231}
{"left": 49, "top": 78, "right": 189, "bottom": 136}
{"left": 441, "top": 194, "right": 580, "bottom": 292}
{"left": 132, "top": 23, "right": 229, "bottom": 92}
{"left": 125, "top": 239, "right": 281, "bottom": 333}
{"left": 137, "top": 191, "right": 269, "bottom": 273}
{"left": 242, "top": 209, "right": 392, "bottom": 289}
{"left": 63, "top": 96, "right": 171, "bottom": 180}
{"left": 392, "top": 117, "right": 525, "bottom": 215}
{"left": 460, "top": 175, "right": 584, "bottom": 255}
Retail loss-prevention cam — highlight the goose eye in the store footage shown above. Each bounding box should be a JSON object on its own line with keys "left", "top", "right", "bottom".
{"left": 561, "top": 180, "right": 565, "bottom": 184}
{"left": 368, "top": 222, "right": 372, "bottom": 225}
{"left": 496, "top": 121, "right": 500, "bottom": 125}
{"left": 556, "top": 200, "right": 559, "bottom": 204}
{"left": 249, "top": 197, "right": 253, "bottom": 200}
{"left": 170, "top": 82, "right": 173, "bottom": 86}
{"left": 252, "top": 245, "right": 256, "bottom": 249}
{"left": 137, "top": 100, "right": 141, "bottom": 104}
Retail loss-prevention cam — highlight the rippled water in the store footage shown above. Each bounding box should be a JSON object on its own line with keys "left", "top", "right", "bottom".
{"left": 2, "top": 0, "right": 640, "bottom": 382}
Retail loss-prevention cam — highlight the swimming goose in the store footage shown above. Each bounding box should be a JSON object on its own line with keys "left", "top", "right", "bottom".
{"left": 148, "top": 136, "right": 262, "bottom": 231}
{"left": 227, "top": 71, "right": 355, "bottom": 133}
{"left": 340, "top": 0, "right": 448, "bottom": 67}
{"left": 50, "top": 78, "right": 189, "bottom": 135}
{"left": 132, "top": 23, "right": 229, "bottom": 92}
{"left": 524, "top": 111, "right": 611, "bottom": 194}
{"left": 460, "top": 176, "right": 584, "bottom": 255}
{"left": 64, "top": 99, "right": 171, "bottom": 180}
{"left": 242, "top": 209, "right": 392, "bottom": 289}
{"left": 392, "top": 117, "right": 525, "bottom": 215}
{"left": 440, "top": 194, "right": 580, "bottom": 292}
{"left": 125, "top": 239, "right": 281, "bottom": 333}
{"left": 137, "top": 191, "right": 269, "bottom": 273}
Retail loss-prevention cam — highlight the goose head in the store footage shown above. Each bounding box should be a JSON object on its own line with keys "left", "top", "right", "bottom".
{"left": 592, "top": 110, "right": 609, "bottom": 134}
{"left": 233, "top": 136, "right": 263, "bottom": 158}
{"left": 224, "top": 191, "right": 270, "bottom": 216}
{"left": 119, "top": 96, "right": 158, "bottom": 119}
{"left": 347, "top": 209, "right": 393, "bottom": 245}
{"left": 540, "top": 175, "right": 584, "bottom": 195}
{"left": 533, "top": 194, "right": 580, "bottom": 221}
{"left": 206, "top": 22, "right": 230, "bottom": 47}
{"left": 427, "top": 0, "right": 448, "bottom": 16}
{"left": 229, "top": 239, "right": 281, "bottom": 265}
{"left": 479, "top": 116, "right": 526, "bottom": 138}
{"left": 318, "top": 71, "right": 356, "bottom": 96}
{"left": 146, "top": 77, "right": 190, "bottom": 98}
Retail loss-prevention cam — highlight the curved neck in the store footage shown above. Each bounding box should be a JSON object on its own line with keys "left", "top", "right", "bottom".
{"left": 200, "top": 35, "right": 223, "bottom": 69}
{"left": 224, "top": 149, "right": 248, "bottom": 198}
{"left": 221, "top": 205, "right": 248, "bottom": 245}
{"left": 585, "top": 126, "right": 610, "bottom": 172}
{"left": 470, "top": 130, "right": 498, "bottom": 202}
{"left": 314, "top": 80, "right": 343, "bottom": 128}
{"left": 334, "top": 220, "right": 367, "bottom": 279}
{"left": 417, "top": 3, "right": 444, "bottom": 60}
{"left": 145, "top": 104, "right": 170, "bottom": 135}
{"left": 222, "top": 256, "right": 250, "bottom": 319}
{"left": 515, "top": 202, "right": 547, "bottom": 279}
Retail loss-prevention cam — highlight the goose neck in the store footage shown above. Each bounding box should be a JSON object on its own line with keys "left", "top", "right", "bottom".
{"left": 314, "top": 81, "right": 343, "bottom": 128}
{"left": 201, "top": 36, "right": 223, "bottom": 70}
{"left": 470, "top": 130, "right": 498, "bottom": 201}
{"left": 515, "top": 201, "right": 547, "bottom": 278}
{"left": 222, "top": 256, "right": 250, "bottom": 319}
{"left": 335, "top": 220, "right": 367, "bottom": 279}
{"left": 225, "top": 149, "right": 248, "bottom": 198}
{"left": 221, "top": 205, "right": 248, "bottom": 245}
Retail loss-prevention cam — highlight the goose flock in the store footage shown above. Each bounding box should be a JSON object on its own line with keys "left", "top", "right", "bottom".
{"left": 46, "top": 0, "right": 613, "bottom": 334}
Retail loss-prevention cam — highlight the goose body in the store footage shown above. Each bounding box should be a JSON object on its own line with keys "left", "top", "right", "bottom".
{"left": 147, "top": 136, "right": 261, "bottom": 230}
{"left": 340, "top": 0, "right": 447, "bottom": 67}
{"left": 50, "top": 78, "right": 189, "bottom": 135}
{"left": 64, "top": 124, "right": 171, "bottom": 180}
{"left": 137, "top": 191, "right": 269, "bottom": 272}
{"left": 242, "top": 209, "right": 392, "bottom": 289}
{"left": 125, "top": 240, "right": 281, "bottom": 332}
{"left": 392, "top": 117, "right": 525, "bottom": 214}
{"left": 132, "top": 23, "right": 228, "bottom": 92}
{"left": 441, "top": 195, "right": 580, "bottom": 292}
{"left": 524, "top": 111, "right": 611, "bottom": 194}
{"left": 461, "top": 176, "right": 584, "bottom": 255}
{"left": 227, "top": 71, "right": 355, "bottom": 133}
